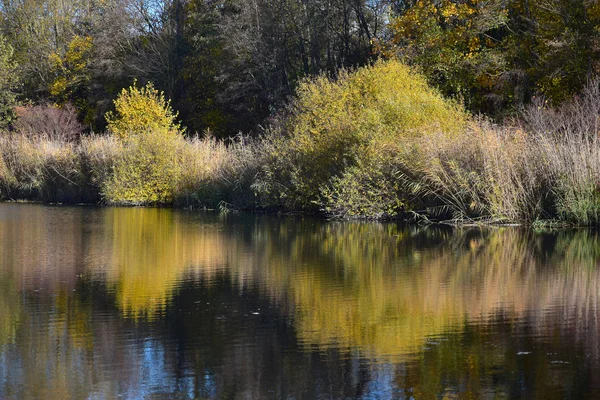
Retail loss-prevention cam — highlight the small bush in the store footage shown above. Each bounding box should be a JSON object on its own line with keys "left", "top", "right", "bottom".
{"left": 106, "top": 81, "right": 181, "bottom": 139}
{"left": 102, "top": 82, "right": 184, "bottom": 205}
{"left": 102, "top": 131, "right": 184, "bottom": 205}
{"left": 13, "top": 103, "right": 83, "bottom": 141}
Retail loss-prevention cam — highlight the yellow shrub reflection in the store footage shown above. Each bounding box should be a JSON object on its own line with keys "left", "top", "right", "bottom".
{"left": 2, "top": 205, "right": 600, "bottom": 364}
{"left": 99, "top": 208, "right": 232, "bottom": 319}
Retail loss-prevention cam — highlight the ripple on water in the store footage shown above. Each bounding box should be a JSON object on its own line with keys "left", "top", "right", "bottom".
{"left": 1, "top": 204, "right": 600, "bottom": 398}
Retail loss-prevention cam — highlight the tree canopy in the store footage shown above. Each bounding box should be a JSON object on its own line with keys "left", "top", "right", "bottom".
{"left": 1, "top": 0, "right": 599, "bottom": 133}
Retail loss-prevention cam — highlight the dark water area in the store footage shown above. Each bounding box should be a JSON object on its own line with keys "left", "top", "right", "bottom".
{"left": 1, "top": 204, "right": 600, "bottom": 399}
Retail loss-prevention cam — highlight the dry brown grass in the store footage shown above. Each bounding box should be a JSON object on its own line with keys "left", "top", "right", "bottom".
{"left": 417, "top": 79, "right": 600, "bottom": 225}
{"left": 175, "top": 134, "right": 261, "bottom": 209}
{"left": 0, "top": 131, "right": 260, "bottom": 207}
{"left": 78, "top": 134, "right": 122, "bottom": 196}
{"left": 420, "top": 120, "right": 550, "bottom": 222}
{"left": 0, "top": 135, "right": 82, "bottom": 201}
{"left": 523, "top": 81, "right": 600, "bottom": 224}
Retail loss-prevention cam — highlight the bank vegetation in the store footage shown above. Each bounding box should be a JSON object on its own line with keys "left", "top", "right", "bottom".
{"left": 1, "top": 60, "right": 600, "bottom": 225}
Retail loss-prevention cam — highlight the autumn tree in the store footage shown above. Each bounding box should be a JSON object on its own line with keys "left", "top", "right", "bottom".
{"left": 385, "top": 0, "right": 600, "bottom": 115}
{"left": 0, "top": 33, "right": 18, "bottom": 128}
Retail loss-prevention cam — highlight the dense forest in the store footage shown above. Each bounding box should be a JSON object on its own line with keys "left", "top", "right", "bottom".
{"left": 1, "top": 0, "right": 600, "bottom": 224}
{"left": 1, "top": 0, "right": 599, "bottom": 133}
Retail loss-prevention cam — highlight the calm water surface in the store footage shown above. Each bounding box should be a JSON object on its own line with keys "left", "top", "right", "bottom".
{"left": 1, "top": 203, "right": 600, "bottom": 399}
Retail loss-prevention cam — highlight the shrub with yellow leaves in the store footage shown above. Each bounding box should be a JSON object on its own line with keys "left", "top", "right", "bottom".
{"left": 102, "top": 82, "right": 184, "bottom": 205}
{"left": 106, "top": 81, "right": 181, "bottom": 139}
{"left": 256, "top": 59, "right": 468, "bottom": 217}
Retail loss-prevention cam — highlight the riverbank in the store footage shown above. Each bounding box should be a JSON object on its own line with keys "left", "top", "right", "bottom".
{"left": 2, "top": 60, "right": 600, "bottom": 226}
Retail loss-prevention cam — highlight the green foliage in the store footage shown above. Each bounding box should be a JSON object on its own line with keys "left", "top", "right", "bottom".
{"left": 0, "top": 34, "right": 18, "bottom": 129}
{"left": 2, "top": 0, "right": 599, "bottom": 133}
{"left": 554, "top": 180, "right": 600, "bottom": 225}
{"left": 383, "top": 0, "right": 508, "bottom": 112}
{"left": 257, "top": 59, "right": 467, "bottom": 215}
{"left": 509, "top": 0, "right": 600, "bottom": 105}
{"left": 385, "top": 0, "right": 600, "bottom": 114}
{"left": 320, "top": 164, "right": 408, "bottom": 219}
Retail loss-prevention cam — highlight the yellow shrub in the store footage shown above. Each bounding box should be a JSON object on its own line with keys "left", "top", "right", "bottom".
{"left": 106, "top": 81, "right": 181, "bottom": 139}
{"left": 102, "top": 131, "right": 184, "bottom": 205}
{"left": 259, "top": 59, "right": 468, "bottom": 213}
{"left": 103, "top": 81, "right": 185, "bottom": 204}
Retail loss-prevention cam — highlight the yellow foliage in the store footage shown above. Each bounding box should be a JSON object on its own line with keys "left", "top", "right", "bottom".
{"left": 65, "top": 36, "right": 93, "bottom": 71}
{"left": 101, "top": 81, "right": 186, "bottom": 204}
{"left": 102, "top": 130, "right": 184, "bottom": 205}
{"left": 48, "top": 35, "right": 93, "bottom": 101}
{"left": 49, "top": 76, "right": 68, "bottom": 97}
{"left": 261, "top": 59, "right": 468, "bottom": 215}
{"left": 106, "top": 81, "right": 181, "bottom": 140}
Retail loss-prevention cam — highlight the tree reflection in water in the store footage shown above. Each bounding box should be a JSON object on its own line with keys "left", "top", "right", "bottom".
{"left": 0, "top": 204, "right": 599, "bottom": 398}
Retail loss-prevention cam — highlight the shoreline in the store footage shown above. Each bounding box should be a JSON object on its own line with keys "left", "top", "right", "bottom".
{"left": 0, "top": 199, "right": 584, "bottom": 229}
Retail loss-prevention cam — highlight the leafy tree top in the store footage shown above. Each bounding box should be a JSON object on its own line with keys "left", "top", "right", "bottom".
{"left": 106, "top": 81, "right": 182, "bottom": 140}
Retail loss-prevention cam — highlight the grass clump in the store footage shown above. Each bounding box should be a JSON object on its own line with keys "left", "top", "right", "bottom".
{"left": 524, "top": 83, "right": 600, "bottom": 225}
{"left": 174, "top": 135, "right": 261, "bottom": 209}
{"left": 0, "top": 134, "right": 85, "bottom": 202}
{"left": 421, "top": 122, "right": 550, "bottom": 223}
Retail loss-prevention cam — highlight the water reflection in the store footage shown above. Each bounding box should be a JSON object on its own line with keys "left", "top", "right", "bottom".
{"left": 1, "top": 204, "right": 600, "bottom": 398}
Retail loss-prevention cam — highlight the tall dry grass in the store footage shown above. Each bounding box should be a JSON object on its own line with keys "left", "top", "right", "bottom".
{"left": 175, "top": 134, "right": 262, "bottom": 209}
{"left": 523, "top": 82, "right": 600, "bottom": 225}
{"left": 421, "top": 121, "right": 550, "bottom": 222}
{"left": 0, "top": 130, "right": 261, "bottom": 208}
{"left": 0, "top": 135, "right": 84, "bottom": 202}
{"left": 417, "top": 78, "right": 600, "bottom": 225}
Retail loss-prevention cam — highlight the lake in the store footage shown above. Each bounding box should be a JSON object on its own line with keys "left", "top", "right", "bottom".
{"left": 0, "top": 203, "right": 599, "bottom": 399}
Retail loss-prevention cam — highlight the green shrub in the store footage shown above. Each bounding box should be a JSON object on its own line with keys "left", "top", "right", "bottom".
{"left": 0, "top": 34, "right": 18, "bottom": 129}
